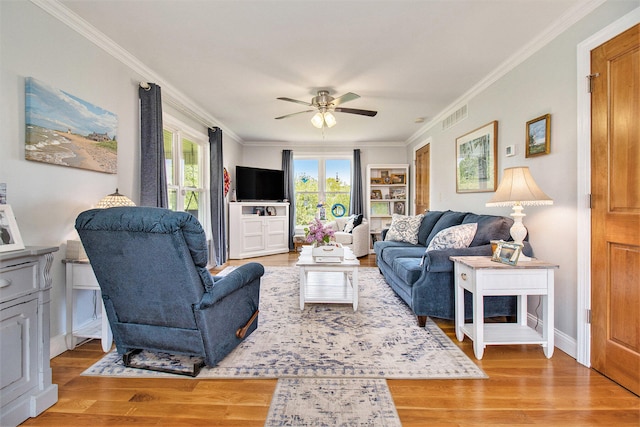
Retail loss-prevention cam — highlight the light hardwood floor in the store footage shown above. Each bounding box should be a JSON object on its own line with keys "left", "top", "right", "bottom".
{"left": 24, "top": 253, "right": 639, "bottom": 426}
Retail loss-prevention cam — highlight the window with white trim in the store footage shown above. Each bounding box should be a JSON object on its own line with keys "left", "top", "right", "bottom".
{"left": 294, "top": 157, "right": 351, "bottom": 226}
{"left": 163, "top": 116, "right": 210, "bottom": 232}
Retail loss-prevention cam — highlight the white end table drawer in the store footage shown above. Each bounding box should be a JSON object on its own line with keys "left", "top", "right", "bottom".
{"left": 0, "top": 263, "right": 37, "bottom": 301}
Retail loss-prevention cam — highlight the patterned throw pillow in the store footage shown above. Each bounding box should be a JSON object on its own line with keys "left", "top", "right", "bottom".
{"left": 426, "top": 223, "right": 478, "bottom": 251}
{"left": 343, "top": 215, "right": 356, "bottom": 233}
{"left": 384, "top": 214, "right": 424, "bottom": 244}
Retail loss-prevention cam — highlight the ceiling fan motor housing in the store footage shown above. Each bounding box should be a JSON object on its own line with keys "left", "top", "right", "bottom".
{"left": 312, "top": 90, "right": 334, "bottom": 109}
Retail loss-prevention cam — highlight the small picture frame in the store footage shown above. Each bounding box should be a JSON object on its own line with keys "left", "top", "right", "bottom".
{"left": 391, "top": 174, "right": 405, "bottom": 184}
{"left": 0, "top": 205, "right": 25, "bottom": 253}
{"left": 394, "top": 201, "right": 405, "bottom": 215}
{"left": 381, "top": 170, "right": 391, "bottom": 184}
{"left": 491, "top": 241, "right": 523, "bottom": 266}
{"left": 371, "top": 189, "right": 383, "bottom": 200}
{"left": 526, "top": 114, "right": 551, "bottom": 157}
{"left": 370, "top": 177, "right": 383, "bottom": 185}
{"left": 391, "top": 188, "right": 406, "bottom": 199}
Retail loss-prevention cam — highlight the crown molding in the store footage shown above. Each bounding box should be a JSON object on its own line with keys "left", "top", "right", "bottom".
{"left": 29, "top": 0, "right": 242, "bottom": 142}
{"left": 405, "top": 0, "right": 608, "bottom": 146}
{"left": 242, "top": 140, "right": 405, "bottom": 148}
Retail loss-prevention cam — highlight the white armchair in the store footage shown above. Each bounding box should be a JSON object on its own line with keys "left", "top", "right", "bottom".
{"left": 326, "top": 216, "right": 370, "bottom": 258}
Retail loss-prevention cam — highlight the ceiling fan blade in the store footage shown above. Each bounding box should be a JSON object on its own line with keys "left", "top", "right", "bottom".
{"left": 331, "top": 92, "right": 360, "bottom": 107}
{"left": 334, "top": 107, "right": 378, "bottom": 117}
{"left": 275, "top": 110, "right": 315, "bottom": 120}
{"left": 277, "top": 97, "right": 312, "bottom": 106}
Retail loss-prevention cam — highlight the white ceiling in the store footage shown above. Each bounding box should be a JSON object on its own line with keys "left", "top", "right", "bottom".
{"left": 57, "top": 0, "right": 595, "bottom": 145}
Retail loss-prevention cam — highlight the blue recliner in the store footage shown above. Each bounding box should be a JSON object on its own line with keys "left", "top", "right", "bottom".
{"left": 75, "top": 206, "right": 263, "bottom": 375}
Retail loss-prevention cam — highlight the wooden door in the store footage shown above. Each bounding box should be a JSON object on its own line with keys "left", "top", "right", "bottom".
{"left": 415, "top": 144, "right": 430, "bottom": 214}
{"left": 591, "top": 24, "right": 639, "bottom": 396}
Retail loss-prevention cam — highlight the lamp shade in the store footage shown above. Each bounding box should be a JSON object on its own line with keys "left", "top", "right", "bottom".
{"left": 311, "top": 112, "right": 324, "bottom": 128}
{"left": 486, "top": 167, "right": 553, "bottom": 207}
{"left": 96, "top": 189, "right": 136, "bottom": 208}
{"left": 324, "top": 112, "right": 336, "bottom": 128}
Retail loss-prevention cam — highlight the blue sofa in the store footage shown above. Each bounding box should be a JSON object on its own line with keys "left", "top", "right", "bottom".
{"left": 374, "top": 210, "right": 531, "bottom": 326}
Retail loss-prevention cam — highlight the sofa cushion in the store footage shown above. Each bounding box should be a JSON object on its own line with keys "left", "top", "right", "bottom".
{"left": 392, "top": 257, "right": 423, "bottom": 286}
{"left": 385, "top": 214, "right": 424, "bottom": 244}
{"left": 425, "top": 210, "right": 467, "bottom": 245}
{"left": 426, "top": 223, "right": 477, "bottom": 251}
{"left": 381, "top": 245, "right": 425, "bottom": 265}
{"left": 462, "top": 213, "right": 513, "bottom": 247}
{"left": 334, "top": 231, "right": 353, "bottom": 245}
{"left": 417, "top": 210, "right": 445, "bottom": 246}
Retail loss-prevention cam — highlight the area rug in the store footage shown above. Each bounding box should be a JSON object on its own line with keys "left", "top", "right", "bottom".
{"left": 83, "top": 266, "right": 484, "bottom": 380}
{"left": 265, "top": 378, "right": 401, "bottom": 426}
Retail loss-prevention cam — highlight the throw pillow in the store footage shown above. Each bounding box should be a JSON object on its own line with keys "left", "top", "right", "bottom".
{"left": 343, "top": 215, "right": 356, "bottom": 233}
{"left": 342, "top": 214, "right": 364, "bottom": 234}
{"left": 426, "top": 223, "right": 478, "bottom": 251}
{"left": 384, "top": 214, "right": 424, "bottom": 244}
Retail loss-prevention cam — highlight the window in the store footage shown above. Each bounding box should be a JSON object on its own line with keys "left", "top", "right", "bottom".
{"left": 163, "top": 116, "right": 209, "bottom": 229}
{"left": 294, "top": 157, "right": 351, "bottom": 225}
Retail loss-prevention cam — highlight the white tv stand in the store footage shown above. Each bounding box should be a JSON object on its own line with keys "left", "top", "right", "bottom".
{"left": 229, "top": 202, "right": 290, "bottom": 259}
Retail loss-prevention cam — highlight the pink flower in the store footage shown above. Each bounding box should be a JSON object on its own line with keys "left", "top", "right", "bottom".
{"left": 304, "top": 218, "right": 335, "bottom": 245}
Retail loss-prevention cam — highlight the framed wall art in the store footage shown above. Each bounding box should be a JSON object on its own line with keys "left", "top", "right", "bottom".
{"left": 0, "top": 205, "right": 25, "bottom": 253}
{"left": 456, "top": 121, "right": 497, "bottom": 193}
{"left": 25, "top": 77, "right": 118, "bottom": 174}
{"left": 526, "top": 114, "right": 551, "bottom": 157}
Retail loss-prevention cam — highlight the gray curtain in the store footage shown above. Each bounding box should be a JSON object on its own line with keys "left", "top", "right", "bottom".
{"left": 209, "top": 127, "right": 226, "bottom": 265}
{"left": 349, "top": 149, "right": 363, "bottom": 215}
{"left": 282, "top": 150, "right": 295, "bottom": 250}
{"left": 139, "top": 83, "right": 168, "bottom": 208}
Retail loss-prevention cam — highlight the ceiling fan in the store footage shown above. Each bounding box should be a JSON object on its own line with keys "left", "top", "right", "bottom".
{"left": 275, "top": 90, "right": 377, "bottom": 128}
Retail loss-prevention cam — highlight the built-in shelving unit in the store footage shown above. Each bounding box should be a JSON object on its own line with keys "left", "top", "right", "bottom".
{"left": 366, "top": 164, "right": 410, "bottom": 249}
{"left": 228, "top": 202, "right": 290, "bottom": 259}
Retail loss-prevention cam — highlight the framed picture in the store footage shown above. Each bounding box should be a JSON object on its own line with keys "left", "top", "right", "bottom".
{"left": 370, "top": 177, "right": 384, "bottom": 185}
{"left": 380, "top": 170, "right": 391, "bottom": 184}
{"left": 0, "top": 205, "right": 25, "bottom": 253}
{"left": 456, "top": 121, "right": 498, "bottom": 193}
{"left": 391, "top": 174, "right": 405, "bottom": 184}
{"left": 25, "top": 77, "right": 118, "bottom": 174}
{"left": 491, "top": 241, "right": 523, "bottom": 266}
{"left": 371, "top": 189, "right": 383, "bottom": 200}
{"left": 390, "top": 188, "right": 406, "bottom": 199}
{"left": 370, "top": 202, "right": 390, "bottom": 216}
{"left": 526, "top": 114, "right": 551, "bottom": 157}
{"left": 393, "top": 201, "right": 406, "bottom": 215}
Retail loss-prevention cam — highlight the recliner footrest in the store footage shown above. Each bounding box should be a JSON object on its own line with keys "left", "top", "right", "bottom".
{"left": 122, "top": 349, "right": 205, "bottom": 377}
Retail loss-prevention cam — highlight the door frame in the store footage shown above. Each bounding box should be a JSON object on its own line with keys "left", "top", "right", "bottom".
{"left": 412, "top": 137, "right": 432, "bottom": 215}
{"left": 575, "top": 7, "right": 640, "bottom": 368}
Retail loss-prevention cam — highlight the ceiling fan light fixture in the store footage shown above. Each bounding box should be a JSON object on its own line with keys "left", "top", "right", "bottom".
{"left": 324, "top": 112, "right": 336, "bottom": 128}
{"left": 311, "top": 112, "right": 324, "bottom": 128}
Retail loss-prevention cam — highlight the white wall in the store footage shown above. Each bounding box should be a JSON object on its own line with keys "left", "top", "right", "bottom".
{"left": 406, "top": 0, "right": 638, "bottom": 354}
{"left": 0, "top": 1, "right": 242, "bottom": 357}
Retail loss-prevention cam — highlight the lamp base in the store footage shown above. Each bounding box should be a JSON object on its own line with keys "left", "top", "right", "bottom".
{"left": 510, "top": 204, "right": 532, "bottom": 262}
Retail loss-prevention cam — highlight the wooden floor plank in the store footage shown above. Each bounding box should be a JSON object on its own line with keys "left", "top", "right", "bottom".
{"left": 22, "top": 252, "right": 639, "bottom": 426}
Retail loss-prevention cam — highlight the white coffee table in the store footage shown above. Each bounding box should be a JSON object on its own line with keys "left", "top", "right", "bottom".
{"left": 296, "top": 246, "right": 360, "bottom": 310}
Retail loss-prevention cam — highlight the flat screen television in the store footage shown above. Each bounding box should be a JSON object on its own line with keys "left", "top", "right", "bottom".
{"left": 235, "top": 166, "right": 285, "bottom": 201}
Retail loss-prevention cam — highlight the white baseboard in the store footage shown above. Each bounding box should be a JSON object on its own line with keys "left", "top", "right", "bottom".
{"left": 528, "top": 313, "right": 577, "bottom": 359}
{"left": 50, "top": 334, "right": 68, "bottom": 359}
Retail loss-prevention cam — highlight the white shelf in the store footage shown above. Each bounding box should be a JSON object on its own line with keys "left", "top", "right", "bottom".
{"left": 461, "top": 323, "right": 546, "bottom": 345}
{"left": 73, "top": 318, "right": 103, "bottom": 339}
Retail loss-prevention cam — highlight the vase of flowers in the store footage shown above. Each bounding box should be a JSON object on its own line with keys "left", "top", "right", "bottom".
{"left": 304, "top": 218, "right": 343, "bottom": 261}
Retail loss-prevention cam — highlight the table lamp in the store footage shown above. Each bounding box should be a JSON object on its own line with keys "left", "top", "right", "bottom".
{"left": 486, "top": 167, "right": 552, "bottom": 261}
{"left": 96, "top": 189, "right": 136, "bottom": 208}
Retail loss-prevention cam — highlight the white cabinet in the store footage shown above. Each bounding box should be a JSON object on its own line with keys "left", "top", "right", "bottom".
{"left": 229, "top": 202, "right": 290, "bottom": 259}
{"left": 366, "top": 164, "right": 409, "bottom": 248}
{"left": 1, "top": 246, "right": 58, "bottom": 427}
{"left": 64, "top": 260, "right": 113, "bottom": 352}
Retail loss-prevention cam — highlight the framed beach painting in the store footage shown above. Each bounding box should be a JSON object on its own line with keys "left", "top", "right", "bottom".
{"left": 25, "top": 77, "right": 118, "bottom": 174}
{"left": 456, "top": 121, "right": 498, "bottom": 193}
{"left": 526, "top": 114, "right": 551, "bottom": 157}
{"left": 0, "top": 205, "right": 25, "bottom": 253}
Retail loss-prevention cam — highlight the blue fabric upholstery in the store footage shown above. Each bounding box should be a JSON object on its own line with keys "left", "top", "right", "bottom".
{"left": 75, "top": 207, "right": 263, "bottom": 367}
{"left": 375, "top": 210, "right": 532, "bottom": 323}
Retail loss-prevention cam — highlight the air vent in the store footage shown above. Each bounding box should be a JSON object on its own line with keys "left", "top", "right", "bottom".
{"left": 442, "top": 105, "right": 468, "bottom": 130}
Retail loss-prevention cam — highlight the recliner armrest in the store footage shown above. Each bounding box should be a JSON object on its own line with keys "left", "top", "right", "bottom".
{"left": 196, "top": 262, "right": 264, "bottom": 309}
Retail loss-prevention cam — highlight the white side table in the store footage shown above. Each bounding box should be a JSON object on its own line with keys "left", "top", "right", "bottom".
{"left": 64, "top": 259, "right": 112, "bottom": 352}
{"left": 451, "top": 256, "right": 558, "bottom": 359}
